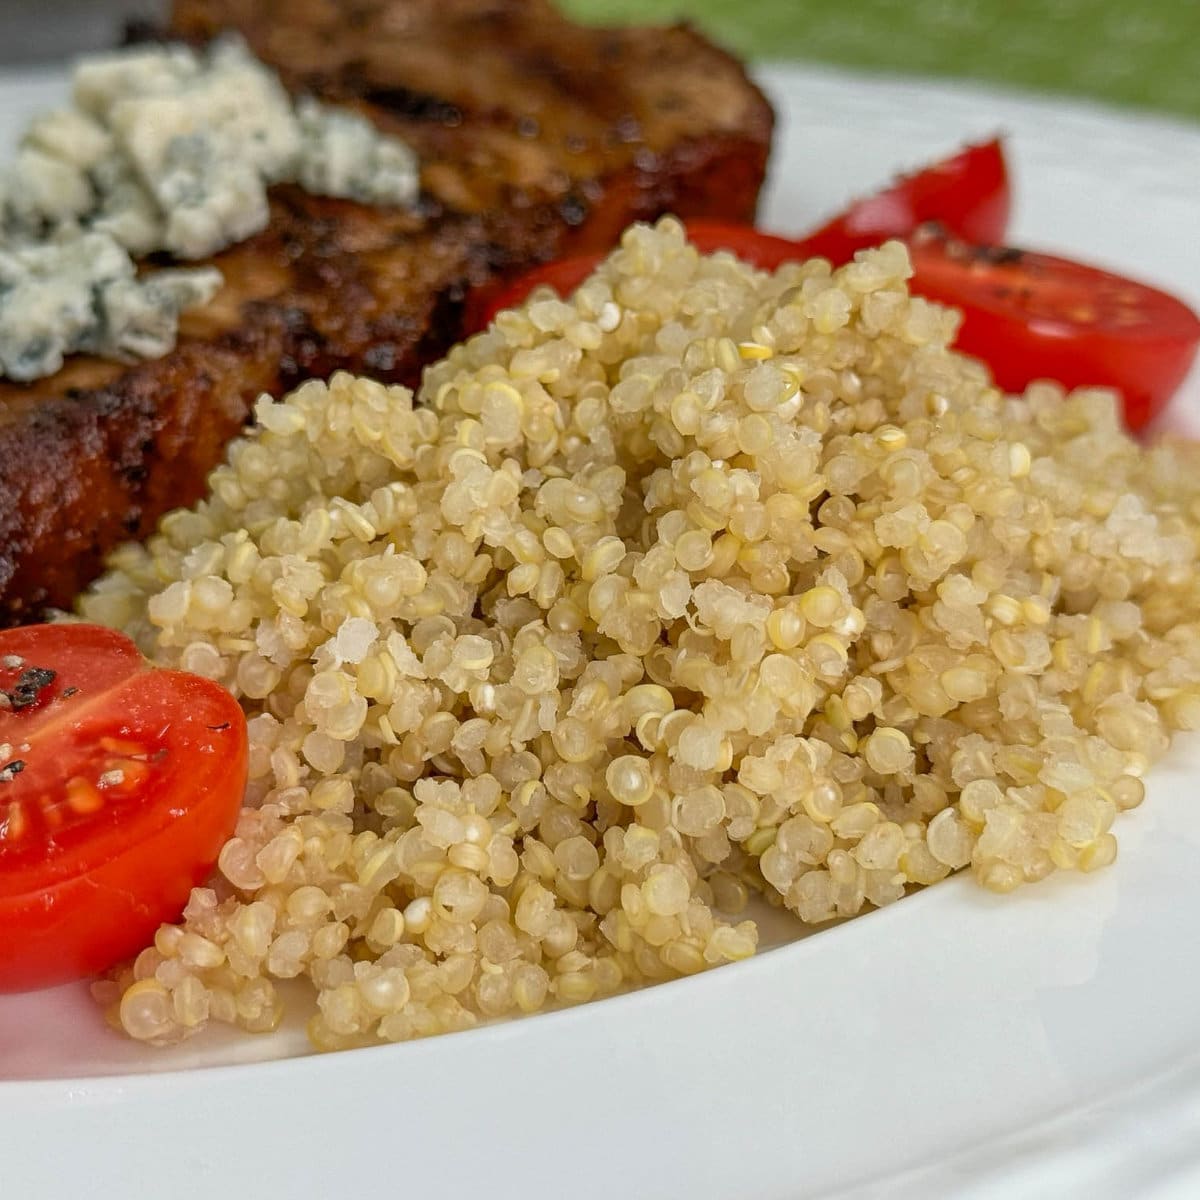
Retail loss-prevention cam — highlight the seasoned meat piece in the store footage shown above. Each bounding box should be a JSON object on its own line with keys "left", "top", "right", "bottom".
{"left": 0, "top": 0, "right": 773, "bottom": 623}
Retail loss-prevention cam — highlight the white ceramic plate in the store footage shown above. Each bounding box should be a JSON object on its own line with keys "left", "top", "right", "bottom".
{"left": 2, "top": 60, "right": 1200, "bottom": 1200}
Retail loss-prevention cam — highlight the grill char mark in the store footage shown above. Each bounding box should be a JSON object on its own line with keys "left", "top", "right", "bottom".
{"left": 0, "top": 0, "right": 773, "bottom": 624}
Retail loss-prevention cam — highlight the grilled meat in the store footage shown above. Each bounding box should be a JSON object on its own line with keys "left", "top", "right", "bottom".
{"left": 0, "top": 0, "right": 773, "bottom": 623}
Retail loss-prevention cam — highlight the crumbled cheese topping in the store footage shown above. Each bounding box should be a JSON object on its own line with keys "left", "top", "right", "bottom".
{"left": 294, "top": 99, "right": 422, "bottom": 207}
{"left": 74, "top": 37, "right": 303, "bottom": 261}
{"left": 0, "top": 36, "right": 419, "bottom": 382}
{"left": 0, "top": 233, "right": 221, "bottom": 382}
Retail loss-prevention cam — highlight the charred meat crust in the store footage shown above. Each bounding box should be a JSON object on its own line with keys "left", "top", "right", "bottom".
{"left": 0, "top": 314, "right": 286, "bottom": 619}
{"left": 0, "top": 0, "right": 773, "bottom": 624}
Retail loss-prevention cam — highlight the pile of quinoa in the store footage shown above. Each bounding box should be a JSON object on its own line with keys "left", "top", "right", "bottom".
{"left": 81, "top": 219, "right": 1200, "bottom": 1049}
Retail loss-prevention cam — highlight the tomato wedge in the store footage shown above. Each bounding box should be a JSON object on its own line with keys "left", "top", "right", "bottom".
{"left": 465, "top": 221, "right": 1199, "bottom": 430}
{"left": 908, "top": 229, "right": 1200, "bottom": 430}
{"left": 796, "top": 137, "right": 1010, "bottom": 264}
{"left": 469, "top": 253, "right": 605, "bottom": 331}
{"left": 466, "top": 234, "right": 779, "bottom": 333}
{"left": 464, "top": 127, "right": 1198, "bottom": 428}
{"left": 466, "top": 138, "right": 1011, "bottom": 331}
{"left": 0, "top": 624, "right": 248, "bottom": 992}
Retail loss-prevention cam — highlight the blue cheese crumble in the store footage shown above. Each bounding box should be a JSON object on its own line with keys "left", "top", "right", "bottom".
{"left": 79, "top": 37, "right": 302, "bottom": 261}
{"left": 0, "top": 233, "right": 221, "bottom": 382}
{"left": 295, "top": 98, "right": 423, "bottom": 207}
{"left": 0, "top": 36, "right": 419, "bottom": 382}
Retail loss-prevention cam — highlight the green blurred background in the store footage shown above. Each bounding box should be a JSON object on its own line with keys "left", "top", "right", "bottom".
{"left": 563, "top": 0, "right": 1200, "bottom": 121}
{"left": 8, "top": 2, "right": 1197, "bottom": 121}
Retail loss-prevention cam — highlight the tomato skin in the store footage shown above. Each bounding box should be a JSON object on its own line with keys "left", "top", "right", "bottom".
{"left": 467, "top": 230, "right": 797, "bottom": 332}
{"left": 466, "top": 139, "right": 1011, "bottom": 331}
{"left": 464, "top": 125, "right": 1196, "bottom": 430}
{"left": 0, "top": 627, "right": 248, "bottom": 993}
{"left": 464, "top": 255, "right": 596, "bottom": 333}
{"left": 0, "top": 690, "right": 244, "bottom": 992}
{"left": 795, "top": 138, "right": 1010, "bottom": 263}
{"left": 675, "top": 221, "right": 819, "bottom": 270}
{"left": 468, "top": 221, "right": 1199, "bottom": 431}
{"left": 907, "top": 233, "right": 1200, "bottom": 430}
{"left": 0, "top": 622, "right": 143, "bottom": 718}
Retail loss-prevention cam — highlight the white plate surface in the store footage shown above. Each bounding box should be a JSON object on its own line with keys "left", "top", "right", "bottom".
{"left": 2, "top": 60, "right": 1200, "bottom": 1200}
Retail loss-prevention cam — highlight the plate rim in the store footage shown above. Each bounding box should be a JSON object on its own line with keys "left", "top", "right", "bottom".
{"left": 1, "top": 56, "right": 1199, "bottom": 1200}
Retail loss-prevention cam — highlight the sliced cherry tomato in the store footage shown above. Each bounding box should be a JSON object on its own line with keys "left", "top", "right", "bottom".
{"left": 0, "top": 624, "right": 248, "bottom": 992}
{"left": 467, "top": 229, "right": 795, "bottom": 332}
{"left": 466, "top": 138, "right": 1010, "bottom": 331}
{"left": 908, "top": 229, "right": 1200, "bottom": 430}
{"left": 676, "top": 221, "right": 821, "bottom": 271}
{"left": 464, "top": 255, "right": 594, "bottom": 333}
{"left": 796, "top": 137, "right": 1010, "bottom": 264}
{"left": 467, "top": 218, "right": 1199, "bottom": 429}
{"left": 464, "top": 128, "right": 1196, "bottom": 428}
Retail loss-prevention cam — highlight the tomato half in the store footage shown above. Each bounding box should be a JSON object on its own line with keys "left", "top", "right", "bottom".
{"left": 464, "top": 127, "right": 1197, "bottom": 428}
{"left": 908, "top": 230, "right": 1200, "bottom": 430}
{"left": 0, "top": 624, "right": 248, "bottom": 992}
{"left": 468, "top": 253, "right": 604, "bottom": 331}
{"left": 466, "top": 138, "right": 1011, "bottom": 331}
{"left": 795, "top": 137, "right": 1010, "bottom": 264}
{"left": 467, "top": 231, "right": 794, "bottom": 332}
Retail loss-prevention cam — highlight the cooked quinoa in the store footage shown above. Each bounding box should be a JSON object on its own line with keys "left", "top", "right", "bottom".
{"left": 81, "top": 218, "right": 1200, "bottom": 1048}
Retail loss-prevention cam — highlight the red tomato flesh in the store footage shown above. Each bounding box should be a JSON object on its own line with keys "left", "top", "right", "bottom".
{"left": 0, "top": 624, "right": 248, "bottom": 992}
{"left": 467, "top": 220, "right": 1199, "bottom": 431}
{"left": 796, "top": 137, "right": 1010, "bottom": 263}
{"left": 908, "top": 230, "right": 1200, "bottom": 430}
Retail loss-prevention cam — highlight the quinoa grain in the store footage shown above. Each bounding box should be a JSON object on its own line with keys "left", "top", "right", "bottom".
{"left": 83, "top": 219, "right": 1200, "bottom": 1048}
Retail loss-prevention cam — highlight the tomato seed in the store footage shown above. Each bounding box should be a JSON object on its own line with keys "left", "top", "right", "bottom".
{"left": 105, "top": 757, "right": 150, "bottom": 792}
{"left": 99, "top": 736, "right": 148, "bottom": 758}
{"left": 1, "top": 802, "right": 26, "bottom": 841}
{"left": 65, "top": 777, "right": 105, "bottom": 815}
